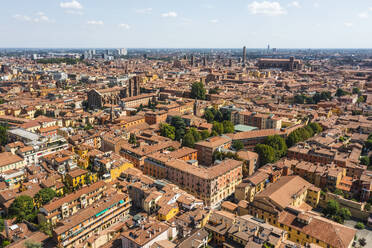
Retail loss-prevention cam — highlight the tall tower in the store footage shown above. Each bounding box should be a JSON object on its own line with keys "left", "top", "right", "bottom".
{"left": 190, "top": 55, "right": 195, "bottom": 67}
{"left": 242, "top": 46, "right": 246, "bottom": 66}
{"left": 203, "top": 57, "right": 207, "bottom": 66}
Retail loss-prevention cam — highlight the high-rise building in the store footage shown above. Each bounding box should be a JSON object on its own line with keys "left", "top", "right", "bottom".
{"left": 242, "top": 46, "right": 246, "bottom": 66}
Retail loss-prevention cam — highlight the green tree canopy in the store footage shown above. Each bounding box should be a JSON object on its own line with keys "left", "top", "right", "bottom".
{"left": 34, "top": 188, "right": 56, "bottom": 206}
{"left": 335, "top": 88, "right": 349, "bottom": 97}
{"left": 232, "top": 140, "right": 244, "bottom": 151}
{"left": 0, "top": 126, "right": 8, "bottom": 146}
{"left": 352, "top": 87, "right": 360, "bottom": 95}
{"left": 309, "top": 122, "right": 323, "bottom": 134}
{"left": 222, "top": 120, "right": 234, "bottom": 134}
{"left": 170, "top": 116, "right": 186, "bottom": 141}
{"left": 9, "top": 195, "right": 35, "bottom": 222}
{"left": 360, "top": 156, "right": 370, "bottom": 166}
{"left": 189, "top": 128, "right": 201, "bottom": 142}
{"left": 212, "top": 121, "right": 224, "bottom": 135}
{"left": 182, "top": 132, "right": 195, "bottom": 148}
{"left": 200, "top": 130, "right": 210, "bottom": 140}
{"left": 190, "top": 82, "right": 206, "bottom": 100}
{"left": 129, "top": 133, "right": 137, "bottom": 144}
{"left": 203, "top": 109, "right": 214, "bottom": 123}
{"left": 160, "top": 123, "right": 176, "bottom": 140}
{"left": 264, "top": 135, "right": 287, "bottom": 158}
{"left": 25, "top": 241, "right": 42, "bottom": 248}
{"left": 254, "top": 144, "right": 277, "bottom": 166}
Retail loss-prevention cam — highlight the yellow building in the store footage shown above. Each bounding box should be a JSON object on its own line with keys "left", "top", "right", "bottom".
{"left": 65, "top": 168, "right": 98, "bottom": 188}
{"left": 158, "top": 204, "right": 179, "bottom": 221}
{"left": 110, "top": 161, "right": 134, "bottom": 181}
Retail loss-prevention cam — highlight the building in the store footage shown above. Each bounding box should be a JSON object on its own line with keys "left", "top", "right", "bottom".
{"left": 277, "top": 210, "right": 356, "bottom": 248}
{"left": 247, "top": 176, "right": 320, "bottom": 222}
{"left": 87, "top": 87, "right": 125, "bottom": 109}
{"left": 144, "top": 153, "right": 243, "bottom": 207}
{"left": 7, "top": 128, "right": 68, "bottom": 165}
{"left": 65, "top": 168, "right": 98, "bottom": 189}
{"left": 257, "top": 57, "right": 303, "bottom": 71}
{"left": 121, "top": 220, "right": 171, "bottom": 248}
{"left": 53, "top": 193, "right": 131, "bottom": 248}
{"left": 194, "top": 136, "right": 232, "bottom": 166}
{"left": 38, "top": 181, "right": 107, "bottom": 225}
{"left": 0, "top": 152, "right": 24, "bottom": 173}
{"left": 234, "top": 111, "right": 282, "bottom": 130}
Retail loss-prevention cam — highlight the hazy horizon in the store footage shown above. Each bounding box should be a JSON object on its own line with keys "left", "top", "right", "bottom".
{"left": 1, "top": 0, "right": 372, "bottom": 48}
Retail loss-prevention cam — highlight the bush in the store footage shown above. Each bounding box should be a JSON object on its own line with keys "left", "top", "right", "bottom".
{"left": 355, "top": 222, "right": 365, "bottom": 229}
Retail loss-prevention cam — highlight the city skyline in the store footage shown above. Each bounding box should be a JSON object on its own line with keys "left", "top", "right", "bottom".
{"left": 1, "top": 0, "right": 372, "bottom": 48}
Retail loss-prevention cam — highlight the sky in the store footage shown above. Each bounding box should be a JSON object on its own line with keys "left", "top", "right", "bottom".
{"left": 1, "top": 0, "right": 372, "bottom": 48}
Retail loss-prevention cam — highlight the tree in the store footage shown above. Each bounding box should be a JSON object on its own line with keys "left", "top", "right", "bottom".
{"left": 355, "top": 222, "right": 365, "bottom": 229}
{"left": 189, "top": 128, "right": 201, "bottom": 142}
{"left": 182, "top": 132, "right": 195, "bottom": 148}
{"left": 200, "top": 130, "right": 210, "bottom": 140}
{"left": 210, "top": 130, "right": 219, "bottom": 137}
{"left": 0, "top": 126, "right": 8, "bottom": 146}
{"left": 84, "top": 123, "right": 93, "bottom": 130}
{"left": 333, "top": 189, "right": 344, "bottom": 197}
{"left": 209, "top": 87, "right": 220, "bottom": 95}
{"left": 352, "top": 87, "right": 360, "bottom": 95}
{"left": 360, "top": 156, "right": 370, "bottom": 166}
{"left": 323, "top": 199, "right": 339, "bottom": 217}
{"left": 309, "top": 122, "right": 323, "bottom": 134}
{"left": 232, "top": 140, "right": 244, "bottom": 151}
{"left": 212, "top": 121, "right": 224, "bottom": 135}
{"left": 294, "top": 95, "right": 305, "bottom": 104}
{"left": 170, "top": 116, "right": 186, "bottom": 141}
{"left": 335, "top": 88, "right": 348, "bottom": 97}
{"left": 34, "top": 109, "right": 43, "bottom": 118}
{"left": 222, "top": 120, "right": 234, "bottom": 134}
{"left": 129, "top": 133, "right": 137, "bottom": 145}
{"left": 339, "top": 207, "right": 351, "bottom": 221}
{"left": 203, "top": 109, "right": 214, "bottom": 123}
{"left": 214, "top": 110, "right": 223, "bottom": 122}
{"left": 265, "top": 135, "right": 287, "bottom": 158}
{"left": 365, "top": 203, "right": 371, "bottom": 211}
{"left": 39, "top": 221, "right": 53, "bottom": 237}
{"left": 25, "top": 241, "right": 42, "bottom": 248}
{"left": 254, "top": 144, "right": 277, "bottom": 166}
{"left": 286, "top": 130, "right": 301, "bottom": 147}
{"left": 0, "top": 218, "right": 4, "bottom": 232}
{"left": 160, "top": 123, "right": 176, "bottom": 140}
{"left": 34, "top": 188, "right": 56, "bottom": 206}
{"left": 190, "top": 82, "right": 206, "bottom": 100}
{"left": 9, "top": 195, "right": 35, "bottom": 222}
{"left": 357, "top": 96, "right": 365, "bottom": 103}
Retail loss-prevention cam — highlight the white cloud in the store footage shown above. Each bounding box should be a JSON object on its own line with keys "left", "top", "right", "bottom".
{"left": 135, "top": 8, "right": 152, "bottom": 14}
{"left": 313, "top": 2, "right": 320, "bottom": 8}
{"left": 288, "top": 1, "right": 300, "bottom": 8}
{"left": 65, "top": 10, "right": 83, "bottom": 15}
{"left": 119, "top": 23, "right": 130, "bottom": 29}
{"left": 13, "top": 13, "right": 53, "bottom": 23}
{"left": 344, "top": 22, "right": 353, "bottom": 27}
{"left": 248, "top": 1, "right": 286, "bottom": 16}
{"left": 209, "top": 19, "right": 219, "bottom": 23}
{"left": 60, "top": 0, "right": 83, "bottom": 10}
{"left": 87, "top": 20, "right": 104, "bottom": 25}
{"left": 369, "top": 7, "right": 372, "bottom": 11}
{"left": 358, "top": 12, "right": 368, "bottom": 19}
{"left": 161, "top": 11, "right": 177, "bottom": 18}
